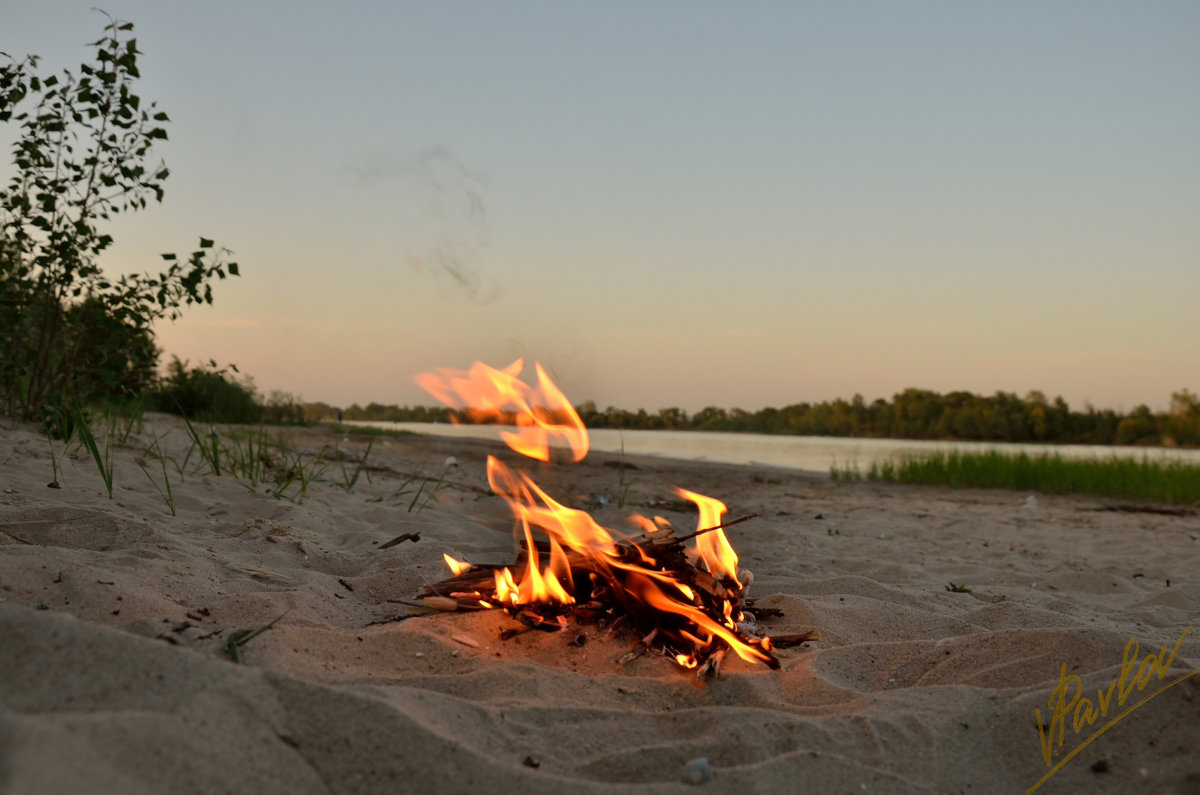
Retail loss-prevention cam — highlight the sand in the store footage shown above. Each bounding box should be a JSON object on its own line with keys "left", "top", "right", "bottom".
{"left": 1, "top": 415, "right": 1197, "bottom": 794}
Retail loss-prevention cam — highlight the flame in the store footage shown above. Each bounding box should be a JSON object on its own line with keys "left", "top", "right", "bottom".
{"left": 627, "top": 514, "right": 659, "bottom": 535}
{"left": 444, "top": 554, "right": 472, "bottom": 576}
{"left": 418, "top": 360, "right": 773, "bottom": 670}
{"left": 415, "top": 358, "right": 588, "bottom": 462}
{"left": 677, "top": 488, "right": 739, "bottom": 583}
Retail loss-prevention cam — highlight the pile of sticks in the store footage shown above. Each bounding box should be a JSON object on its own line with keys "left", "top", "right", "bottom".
{"left": 422, "top": 517, "right": 818, "bottom": 676}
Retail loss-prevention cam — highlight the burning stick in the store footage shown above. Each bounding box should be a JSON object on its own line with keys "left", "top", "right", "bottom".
{"left": 423, "top": 516, "right": 785, "bottom": 672}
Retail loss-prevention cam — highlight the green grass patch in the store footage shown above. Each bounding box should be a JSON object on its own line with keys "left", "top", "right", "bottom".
{"left": 834, "top": 450, "right": 1200, "bottom": 505}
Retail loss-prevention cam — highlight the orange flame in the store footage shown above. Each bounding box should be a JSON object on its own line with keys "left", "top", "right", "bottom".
{"left": 415, "top": 359, "right": 588, "bottom": 462}
{"left": 677, "top": 488, "right": 739, "bottom": 583}
{"left": 443, "top": 554, "right": 472, "bottom": 576}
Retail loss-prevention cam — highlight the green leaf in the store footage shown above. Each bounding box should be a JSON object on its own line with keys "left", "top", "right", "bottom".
{"left": 228, "top": 262, "right": 239, "bottom": 276}
{"left": 160, "top": 252, "right": 177, "bottom": 261}
{"left": 199, "top": 237, "right": 213, "bottom": 249}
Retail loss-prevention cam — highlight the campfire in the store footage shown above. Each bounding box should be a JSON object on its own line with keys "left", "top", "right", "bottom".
{"left": 415, "top": 360, "right": 816, "bottom": 676}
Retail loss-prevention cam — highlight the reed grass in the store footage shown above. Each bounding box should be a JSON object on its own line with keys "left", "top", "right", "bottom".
{"left": 40, "top": 403, "right": 81, "bottom": 489}
{"left": 407, "top": 469, "right": 446, "bottom": 512}
{"left": 833, "top": 450, "right": 1200, "bottom": 505}
{"left": 180, "top": 413, "right": 223, "bottom": 476}
{"left": 136, "top": 446, "right": 177, "bottom": 516}
{"left": 73, "top": 404, "right": 115, "bottom": 498}
{"left": 223, "top": 426, "right": 273, "bottom": 486}
{"left": 270, "top": 446, "right": 331, "bottom": 502}
{"left": 27, "top": 406, "right": 452, "bottom": 514}
{"left": 366, "top": 467, "right": 446, "bottom": 512}
{"left": 45, "top": 433, "right": 64, "bottom": 488}
{"left": 109, "top": 399, "right": 147, "bottom": 446}
{"left": 335, "top": 439, "right": 374, "bottom": 492}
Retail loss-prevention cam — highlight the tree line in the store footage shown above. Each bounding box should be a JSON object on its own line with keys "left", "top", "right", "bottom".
{"left": 313, "top": 388, "right": 1200, "bottom": 448}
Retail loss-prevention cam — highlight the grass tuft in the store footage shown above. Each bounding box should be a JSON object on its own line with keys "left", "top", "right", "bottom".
{"left": 136, "top": 439, "right": 177, "bottom": 516}
{"left": 335, "top": 439, "right": 374, "bottom": 492}
{"left": 836, "top": 450, "right": 1200, "bottom": 505}
{"left": 73, "top": 404, "right": 115, "bottom": 498}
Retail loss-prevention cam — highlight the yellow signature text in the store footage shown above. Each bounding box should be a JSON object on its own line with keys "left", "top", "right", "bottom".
{"left": 1026, "top": 624, "right": 1194, "bottom": 793}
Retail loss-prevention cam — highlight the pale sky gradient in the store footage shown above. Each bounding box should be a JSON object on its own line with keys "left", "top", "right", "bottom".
{"left": 5, "top": 2, "right": 1198, "bottom": 412}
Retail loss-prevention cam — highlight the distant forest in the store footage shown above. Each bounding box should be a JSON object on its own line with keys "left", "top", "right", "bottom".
{"left": 304, "top": 389, "right": 1200, "bottom": 448}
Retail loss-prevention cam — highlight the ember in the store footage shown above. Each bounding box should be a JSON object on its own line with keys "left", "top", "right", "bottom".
{"left": 417, "top": 359, "right": 815, "bottom": 674}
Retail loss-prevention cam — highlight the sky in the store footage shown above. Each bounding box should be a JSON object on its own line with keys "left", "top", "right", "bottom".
{"left": 4, "top": 1, "right": 1198, "bottom": 413}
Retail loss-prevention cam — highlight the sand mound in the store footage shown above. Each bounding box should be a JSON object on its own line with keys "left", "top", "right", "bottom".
{"left": 2, "top": 416, "right": 1197, "bottom": 793}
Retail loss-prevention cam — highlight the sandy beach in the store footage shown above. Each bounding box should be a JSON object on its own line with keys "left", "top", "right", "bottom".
{"left": 1, "top": 415, "right": 1197, "bottom": 794}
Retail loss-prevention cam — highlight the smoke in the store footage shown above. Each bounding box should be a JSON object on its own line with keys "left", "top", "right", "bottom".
{"left": 349, "top": 146, "right": 498, "bottom": 302}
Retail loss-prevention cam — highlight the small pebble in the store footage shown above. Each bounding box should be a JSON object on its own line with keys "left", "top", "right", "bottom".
{"left": 681, "top": 757, "right": 714, "bottom": 785}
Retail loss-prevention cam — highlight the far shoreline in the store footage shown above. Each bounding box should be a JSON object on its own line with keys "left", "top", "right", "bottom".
{"left": 338, "top": 420, "right": 1200, "bottom": 475}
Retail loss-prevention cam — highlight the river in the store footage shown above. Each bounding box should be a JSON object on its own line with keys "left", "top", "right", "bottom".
{"left": 342, "top": 422, "right": 1200, "bottom": 474}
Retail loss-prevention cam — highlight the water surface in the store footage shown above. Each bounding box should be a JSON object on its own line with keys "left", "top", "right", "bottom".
{"left": 344, "top": 422, "right": 1200, "bottom": 474}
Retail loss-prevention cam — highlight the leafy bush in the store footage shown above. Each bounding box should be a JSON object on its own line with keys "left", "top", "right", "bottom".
{"left": 148, "top": 357, "right": 261, "bottom": 424}
{"left": 0, "top": 14, "right": 237, "bottom": 421}
{"left": 146, "top": 359, "right": 308, "bottom": 426}
{"left": 260, "top": 390, "right": 306, "bottom": 425}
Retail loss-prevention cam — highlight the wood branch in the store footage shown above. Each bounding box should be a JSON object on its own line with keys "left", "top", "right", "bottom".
{"left": 378, "top": 532, "right": 421, "bottom": 549}
{"left": 768, "top": 631, "right": 820, "bottom": 648}
{"left": 673, "top": 513, "right": 758, "bottom": 543}
{"left": 363, "top": 614, "right": 418, "bottom": 627}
